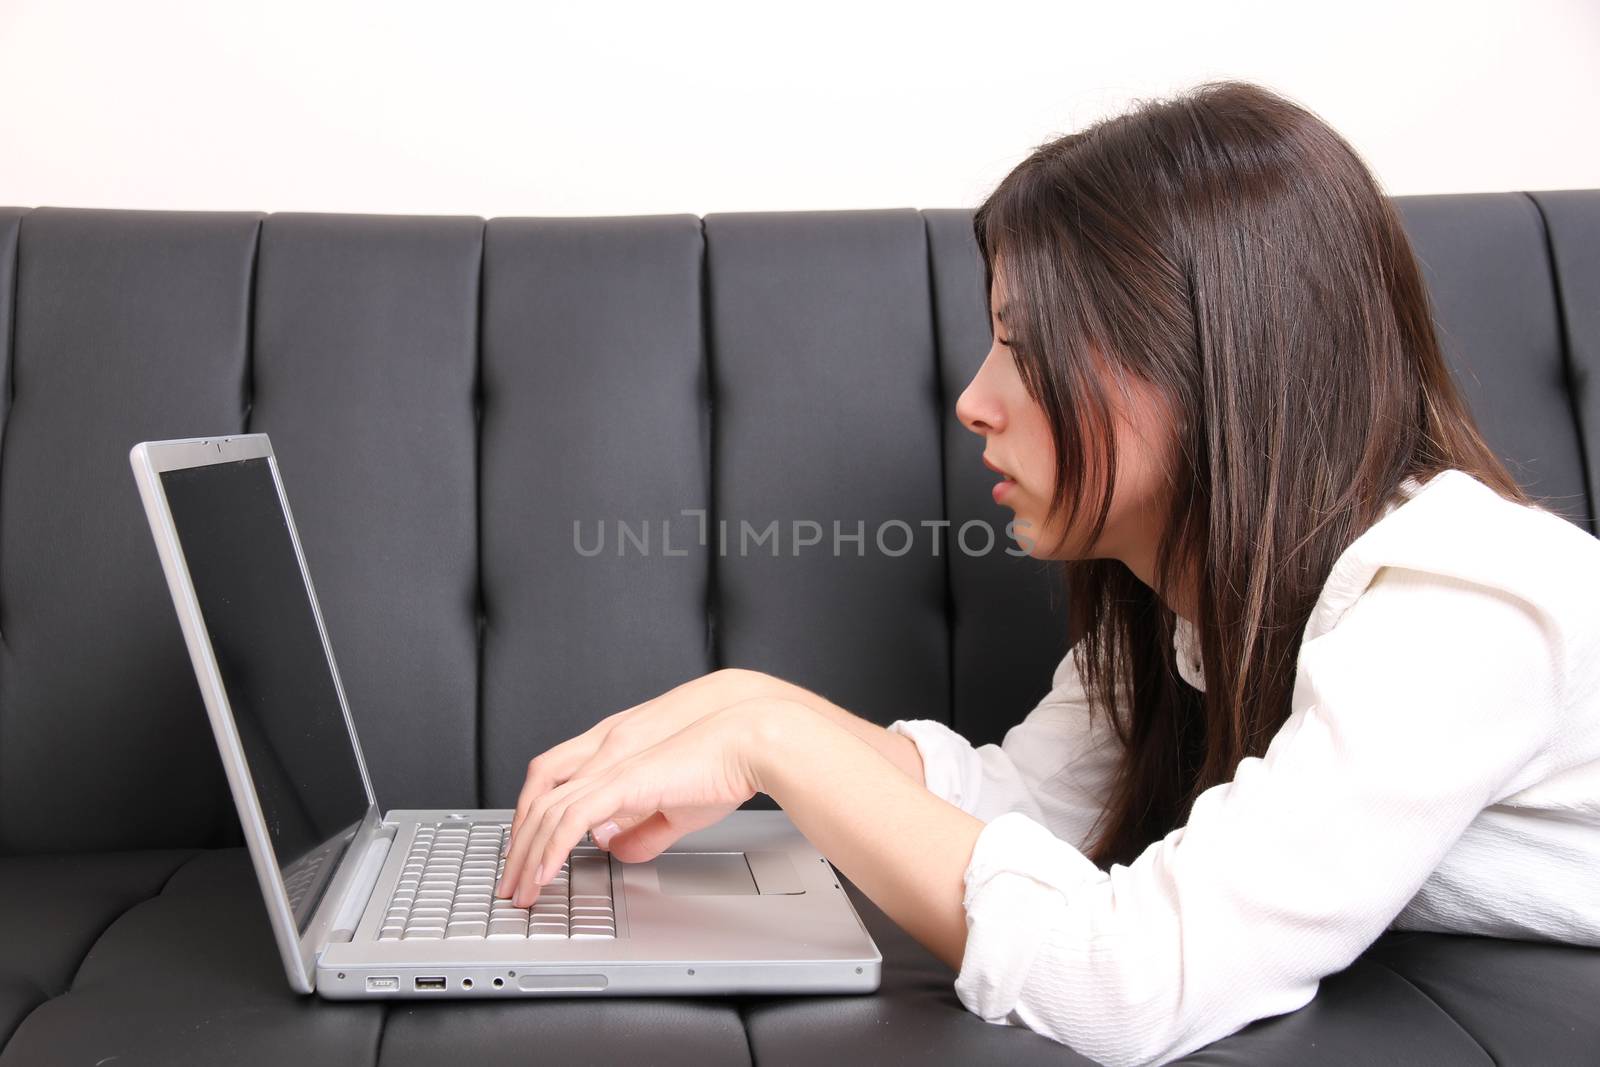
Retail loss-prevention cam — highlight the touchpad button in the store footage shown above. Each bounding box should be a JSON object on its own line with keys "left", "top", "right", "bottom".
{"left": 654, "top": 852, "right": 759, "bottom": 895}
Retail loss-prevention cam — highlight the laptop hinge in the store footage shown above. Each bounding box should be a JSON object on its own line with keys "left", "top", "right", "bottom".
{"left": 326, "top": 828, "right": 394, "bottom": 944}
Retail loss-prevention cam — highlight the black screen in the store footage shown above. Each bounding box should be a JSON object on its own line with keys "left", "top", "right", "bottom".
{"left": 161, "top": 457, "right": 370, "bottom": 932}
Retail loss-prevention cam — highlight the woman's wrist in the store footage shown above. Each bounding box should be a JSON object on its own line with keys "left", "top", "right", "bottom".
{"left": 717, "top": 670, "right": 924, "bottom": 785}
{"left": 727, "top": 696, "right": 819, "bottom": 798}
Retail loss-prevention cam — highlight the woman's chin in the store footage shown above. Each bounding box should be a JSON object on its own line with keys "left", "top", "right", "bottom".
{"left": 1006, "top": 516, "right": 1043, "bottom": 557}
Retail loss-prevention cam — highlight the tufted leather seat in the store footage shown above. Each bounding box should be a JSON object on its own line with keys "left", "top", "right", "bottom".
{"left": 0, "top": 191, "right": 1595, "bottom": 1064}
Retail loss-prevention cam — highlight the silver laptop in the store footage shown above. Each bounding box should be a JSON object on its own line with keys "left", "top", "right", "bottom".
{"left": 129, "top": 433, "right": 881, "bottom": 1000}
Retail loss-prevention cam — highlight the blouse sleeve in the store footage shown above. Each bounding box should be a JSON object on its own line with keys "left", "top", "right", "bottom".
{"left": 887, "top": 645, "right": 1125, "bottom": 853}
{"left": 953, "top": 566, "right": 1567, "bottom": 1067}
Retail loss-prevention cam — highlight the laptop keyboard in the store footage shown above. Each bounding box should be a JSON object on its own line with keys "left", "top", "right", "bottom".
{"left": 377, "top": 820, "right": 617, "bottom": 941}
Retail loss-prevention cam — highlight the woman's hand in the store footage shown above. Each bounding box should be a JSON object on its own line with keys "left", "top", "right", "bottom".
{"left": 498, "top": 694, "right": 980, "bottom": 973}
{"left": 496, "top": 698, "right": 782, "bottom": 906}
{"left": 505, "top": 668, "right": 796, "bottom": 852}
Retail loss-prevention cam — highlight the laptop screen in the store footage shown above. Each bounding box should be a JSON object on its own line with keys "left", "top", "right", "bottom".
{"left": 160, "top": 456, "right": 371, "bottom": 932}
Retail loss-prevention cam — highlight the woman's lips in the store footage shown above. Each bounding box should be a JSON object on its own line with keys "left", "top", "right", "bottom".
{"left": 983, "top": 454, "right": 1016, "bottom": 504}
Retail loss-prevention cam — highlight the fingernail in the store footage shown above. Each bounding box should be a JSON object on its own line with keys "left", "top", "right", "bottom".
{"left": 534, "top": 863, "right": 545, "bottom": 885}
{"left": 593, "top": 820, "right": 620, "bottom": 848}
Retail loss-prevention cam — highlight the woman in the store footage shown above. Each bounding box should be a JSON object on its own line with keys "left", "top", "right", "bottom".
{"left": 495, "top": 81, "right": 1600, "bottom": 1065}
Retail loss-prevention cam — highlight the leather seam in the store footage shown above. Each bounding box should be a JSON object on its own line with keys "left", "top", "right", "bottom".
{"left": 922, "top": 211, "right": 958, "bottom": 734}
{"left": 242, "top": 215, "right": 262, "bottom": 434}
{"left": 0, "top": 981, "right": 47, "bottom": 1057}
{"left": 64, "top": 849, "right": 203, "bottom": 994}
{"left": 1521, "top": 190, "right": 1597, "bottom": 536}
{"left": 472, "top": 217, "right": 487, "bottom": 807}
{"left": 700, "top": 215, "right": 721, "bottom": 671}
{"left": 0, "top": 207, "right": 24, "bottom": 653}
{"left": 1371, "top": 958, "right": 1498, "bottom": 1067}
{"left": 371, "top": 998, "right": 392, "bottom": 1066}
{"left": 735, "top": 996, "right": 758, "bottom": 1066}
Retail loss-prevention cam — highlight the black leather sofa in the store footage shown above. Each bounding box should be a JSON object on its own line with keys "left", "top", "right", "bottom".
{"left": 0, "top": 191, "right": 1595, "bottom": 1066}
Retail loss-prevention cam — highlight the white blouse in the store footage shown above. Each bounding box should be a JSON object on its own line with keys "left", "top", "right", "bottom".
{"left": 888, "top": 469, "right": 1600, "bottom": 1067}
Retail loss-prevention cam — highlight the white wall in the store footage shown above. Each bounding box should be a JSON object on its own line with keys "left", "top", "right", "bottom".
{"left": 1, "top": 0, "right": 1596, "bottom": 217}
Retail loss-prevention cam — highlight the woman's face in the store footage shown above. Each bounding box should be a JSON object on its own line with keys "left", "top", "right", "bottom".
{"left": 955, "top": 265, "right": 1178, "bottom": 571}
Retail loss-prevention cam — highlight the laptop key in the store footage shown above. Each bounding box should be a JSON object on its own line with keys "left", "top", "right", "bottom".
{"left": 571, "top": 856, "right": 610, "bottom": 900}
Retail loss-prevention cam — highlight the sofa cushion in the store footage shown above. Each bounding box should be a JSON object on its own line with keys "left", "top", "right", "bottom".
{"left": 1394, "top": 193, "right": 1591, "bottom": 534}
{"left": 479, "top": 215, "right": 714, "bottom": 807}
{"left": 0, "top": 208, "right": 259, "bottom": 854}
{"left": 251, "top": 213, "right": 483, "bottom": 814}
{"left": 6, "top": 850, "right": 1596, "bottom": 1065}
{"left": 1529, "top": 189, "right": 1600, "bottom": 524}
{"left": 703, "top": 209, "right": 951, "bottom": 729}
{"left": 1365, "top": 929, "right": 1600, "bottom": 1065}
{"left": 0, "top": 849, "right": 194, "bottom": 1048}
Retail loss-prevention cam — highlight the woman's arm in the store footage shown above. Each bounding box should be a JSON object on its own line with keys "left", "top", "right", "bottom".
{"left": 766, "top": 676, "right": 928, "bottom": 784}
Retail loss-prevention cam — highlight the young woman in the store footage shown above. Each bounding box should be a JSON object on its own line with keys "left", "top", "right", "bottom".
{"left": 495, "top": 82, "right": 1600, "bottom": 1065}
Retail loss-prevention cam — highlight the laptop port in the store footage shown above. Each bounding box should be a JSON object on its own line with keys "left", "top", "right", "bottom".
{"left": 365, "top": 976, "right": 400, "bottom": 992}
{"left": 414, "top": 976, "right": 447, "bottom": 991}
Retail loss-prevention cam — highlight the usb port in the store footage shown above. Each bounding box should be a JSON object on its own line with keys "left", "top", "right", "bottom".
{"left": 414, "top": 976, "right": 447, "bottom": 991}
{"left": 365, "top": 976, "right": 399, "bottom": 992}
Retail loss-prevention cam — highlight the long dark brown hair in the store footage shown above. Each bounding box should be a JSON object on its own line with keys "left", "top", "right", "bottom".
{"left": 974, "top": 81, "right": 1534, "bottom": 870}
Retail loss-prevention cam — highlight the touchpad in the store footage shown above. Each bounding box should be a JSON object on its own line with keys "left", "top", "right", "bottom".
{"left": 654, "top": 852, "right": 758, "bottom": 895}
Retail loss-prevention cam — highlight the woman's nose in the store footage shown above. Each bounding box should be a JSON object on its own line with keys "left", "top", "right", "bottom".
{"left": 956, "top": 375, "right": 1003, "bottom": 437}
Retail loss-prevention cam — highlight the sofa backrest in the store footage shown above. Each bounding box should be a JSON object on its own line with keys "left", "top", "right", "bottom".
{"left": 0, "top": 193, "right": 1594, "bottom": 855}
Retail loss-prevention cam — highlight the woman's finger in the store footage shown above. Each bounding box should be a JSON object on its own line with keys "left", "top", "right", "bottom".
{"left": 523, "top": 779, "right": 634, "bottom": 902}
{"left": 507, "top": 725, "right": 610, "bottom": 841}
{"left": 590, "top": 812, "right": 648, "bottom": 850}
{"left": 499, "top": 775, "right": 592, "bottom": 900}
{"left": 510, "top": 773, "right": 624, "bottom": 906}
